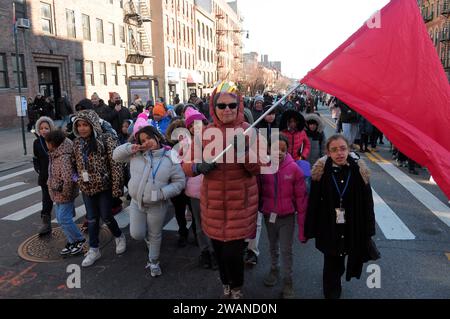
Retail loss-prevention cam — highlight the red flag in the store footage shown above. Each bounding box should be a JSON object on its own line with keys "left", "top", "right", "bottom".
{"left": 301, "top": 0, "right": 450, "bottom": 199}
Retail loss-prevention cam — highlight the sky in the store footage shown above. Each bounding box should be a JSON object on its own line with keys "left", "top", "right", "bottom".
{"left": 237, "top": 0, "right": 390, "bottom": 80}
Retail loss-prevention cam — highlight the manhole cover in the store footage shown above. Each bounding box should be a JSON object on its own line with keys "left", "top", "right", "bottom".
{"left": 18, "top": 225, "right": 113, "bottom": 263}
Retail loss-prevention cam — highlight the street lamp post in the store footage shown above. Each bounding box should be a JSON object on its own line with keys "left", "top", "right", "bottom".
{"left": 13, "top": 2, "right": 27, "bottom": 156}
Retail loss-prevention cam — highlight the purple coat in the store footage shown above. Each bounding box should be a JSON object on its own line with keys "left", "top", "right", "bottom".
{"left": 258, "top": 153, "right": 309, "bottom": 241}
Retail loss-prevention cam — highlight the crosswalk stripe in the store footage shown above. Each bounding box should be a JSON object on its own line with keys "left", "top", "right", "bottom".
{"left": 163, "top": 217, "right": 192, "bottom": 232}
{"left": 2, "top": 203, "right": 41, "bottom": 221}
{"left": 0, "top": 168, "right": 34, "bottom": 182}
{"left": 0, "top": 187, "right": 41, "bottom": 207}
{"left": 372, "top": 188, "right": 415, "bottom": 240}
{"left": 377, "top": 162, "right": 450, "bottom": 228}
{"left": 0, "top": 182, "right": 27, "bottom": 192}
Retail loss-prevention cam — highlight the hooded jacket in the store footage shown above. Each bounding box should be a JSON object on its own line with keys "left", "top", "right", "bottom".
{"left": 182, "top": 87, "right": 263, "bottom": 242}
{"left": 72, "top": 110, "right": 124, "bottom": 197}
{"left": 305, "top": 113, "right": 326, "bottom": 166}
{"left": 258, "top": 153, "right": 308, "bottom": 241}
{"left": 48, "top": 138, "right": 78, "bottom": 203}
{"left": 113, "top": 144, "right": 185, "bottom": 210}
{"left": 33, "top": 116, "right": 55, "bottom": 186}
{"left": 279, "top": 110, "right": 311, "bottom": 161}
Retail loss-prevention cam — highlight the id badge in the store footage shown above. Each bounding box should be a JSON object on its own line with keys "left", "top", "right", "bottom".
{"left": 335, "top": 208, "right": 346, "bottom": 224}
{"left": 151, "top": 190, "right": 158, "bottom": 202}
{"left": 82, "top": 170, "right": 89, "bottom": 182}
{"left": 269, "top": 213, "right": 277, "bottom": 224}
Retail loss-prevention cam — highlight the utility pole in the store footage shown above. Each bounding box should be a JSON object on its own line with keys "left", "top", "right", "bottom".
{"left": 13, "top": 2, "right": 27, "bottom": 156}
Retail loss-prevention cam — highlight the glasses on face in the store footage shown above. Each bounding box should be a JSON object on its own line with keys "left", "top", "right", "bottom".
{"left": 216, "top": 103, "right": 238, "bottom": 110}
{"left": 329, "top": 146, "right": 348, "bottom": 153}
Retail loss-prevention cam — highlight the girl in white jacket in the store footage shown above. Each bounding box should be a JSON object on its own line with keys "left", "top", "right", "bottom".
{"left": 113, "top": 125, "right": 186, "bottom": 277}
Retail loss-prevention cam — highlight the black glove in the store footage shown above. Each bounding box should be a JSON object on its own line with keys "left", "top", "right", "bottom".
{"left": 195, "top": 161, "right": 217, "bottom": 175}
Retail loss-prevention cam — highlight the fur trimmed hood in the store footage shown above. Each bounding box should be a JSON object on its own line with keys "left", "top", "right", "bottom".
{"left": 311, "top": 155, "right": 370, "bottom": 185}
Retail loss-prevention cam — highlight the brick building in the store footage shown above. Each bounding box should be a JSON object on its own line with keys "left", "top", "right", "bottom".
{"left": 419, "top": 0, "right": 450, "bottom": 81}
{"left": 0, "top": 0, "right": 155, "bottom": 128}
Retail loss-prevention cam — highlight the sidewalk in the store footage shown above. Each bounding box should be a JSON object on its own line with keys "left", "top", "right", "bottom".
{"left": 0, "top": 127, "right": 35, "bottom": 172}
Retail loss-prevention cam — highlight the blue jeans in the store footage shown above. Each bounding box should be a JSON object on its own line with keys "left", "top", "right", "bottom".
{"left": 82, "top": 190, "right": 122, "bottom": 248}
{"left": 56, "top": 202, "right": 84, "bottom": 244}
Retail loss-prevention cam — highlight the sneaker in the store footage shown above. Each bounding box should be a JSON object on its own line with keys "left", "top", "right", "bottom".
{"left": 70, "top": 239, "right": 86, "bottom": 255}
{"left": 222, "top": 285, "right": 231, "bottom": 299}
{"left": 231, "top": 288, "right": 243, "bottom": 299}
{"left": 60, "top": 243, "right": 74, "bottom": 256}
{"left": 81, "top": 248, "right": 101, "bottom": 267}
{"left": 199, "top": 250, "right": 212, "bottom": 269}
{"left": 146, "top": 261, "right": 162, "bottom": 277}
{"left": 115, "top": 233, "right": 127, "bottom": 255}
{"left": 244, "top": 250, "right": 258, "bottom": 266}
{"left": 263, "top": 266, "right": 279, "bottom": 287}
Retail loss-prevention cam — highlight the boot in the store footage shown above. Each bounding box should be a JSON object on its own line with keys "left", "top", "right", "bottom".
{"left": 281, "top": 277, "right": 295, "bottom": 299}
{"left": 38, "top": 215, "right": 52, "bottom": 236}
{"left": 263, "top": 266, "right": 279, "bottom": 287}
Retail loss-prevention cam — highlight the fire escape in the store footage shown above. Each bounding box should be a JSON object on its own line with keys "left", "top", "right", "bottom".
{"left": 124, "top": 0, "right": 153, "bottom": 64}
{"left": 440, "top": 1, "right": 450, "bottom": 75}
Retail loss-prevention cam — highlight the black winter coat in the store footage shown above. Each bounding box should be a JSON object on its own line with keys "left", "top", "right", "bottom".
{"left": 33, "top": 136, "right": 50, "bottom": 187}
{"left": 305, "top": 155, "right": 376, "bottom": 280}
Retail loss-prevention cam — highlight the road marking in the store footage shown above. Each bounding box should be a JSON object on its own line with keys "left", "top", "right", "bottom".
{"left": 0, "top": 168, "right": 34, "bottom": 182}
{"left": 2, "top": 203, "right": 41, "bottom": 221}
{"left": 372, "top": 188, "right": 415, "bottom": 240}
{"left": 446, "top": 253, "right": 450, "bottom": 261}
{"left": 378, "top": 162, "right": 450, "bottom": 228}
{"left": 366, "top": 152, "right": 379, "bottom": 163}
{"left": 163, "top": 217, "right": 192, "bottom": 232}
{"left": 0, "top": 187, "right": 41, "bottom": 207}
{"left": 0, "top": 182, "right": 26, "bottom": 192}
{"left": 370, "top": 151, "right": 389, "bottom": 163}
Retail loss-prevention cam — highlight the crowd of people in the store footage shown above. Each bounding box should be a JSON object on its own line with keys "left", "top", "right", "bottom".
{"left": 32, "top": 82, "right": 379, "bottom": 300}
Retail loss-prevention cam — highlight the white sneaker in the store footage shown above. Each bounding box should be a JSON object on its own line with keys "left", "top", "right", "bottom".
{"left": 145, "top": 261, "right": 162, "bottom": 277}
{"left": 115, "top": 233, "right": 127, "bottom": 255}
{"left": 81, "top": 248, "right": 101, "bottom": 267}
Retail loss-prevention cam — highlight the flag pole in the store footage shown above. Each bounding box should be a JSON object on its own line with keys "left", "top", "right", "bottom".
{"left": 212, "top": 82, "right": 302, "bottom": 163}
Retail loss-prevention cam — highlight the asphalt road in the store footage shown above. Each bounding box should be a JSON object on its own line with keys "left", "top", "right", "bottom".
{"left": 0, "top": 106, "right": 449, "bottom": 299}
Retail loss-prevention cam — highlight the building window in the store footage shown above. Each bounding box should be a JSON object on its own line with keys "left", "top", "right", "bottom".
{"left": 107, "top": 22, "right": 115, "bottom": 46}
{"left": 99, "top": 62, "right": 107, "bottom": 85}
{"left": 130, "top": 65, "right": 136, "bottom": 76}
{"left": 119, "top": 25, "right": 125, "bottom": 43}
{"left": 66, "top": 9, "right": 76, "bottom": 38}
{"left": 85, "top": 60, "right": 94, "bottom": 85}
{"left": 0, "top": 54, "right": 8, "bottom": 88}
{"left": 82, "top": 14, "right": 91, "bottom": 41}
{"left": 14, "top": 0, "right": 27, "bottom": 19}
{"left": 109, "top": 0, "right": 114, "bottom": 4}
{"left": 139, "top": 65, "right": 144, "bottom": 76}
{"left": 111, "top": 63, "right": 118, "bottom": 85}
{"left": 96, "top": 18, "right": 104, "bottom": 43}
{"left": 12, "top": 54, "right": 27, "bottom": 88}
{"left": 75, "top": 60, "right": 84, "bottom": 86}
{"left": 41, "top": 2, "right": 53, "bottom": 34}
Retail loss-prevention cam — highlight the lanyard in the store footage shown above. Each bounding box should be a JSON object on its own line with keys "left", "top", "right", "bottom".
{"left": 39, "top": 137, "right": 48, "bottom": 156}
{"left": 332, "top": 170, "right": 351, "bottom": 208}
{"left": 148, "top": 150, "right": 167, "bottom": 184}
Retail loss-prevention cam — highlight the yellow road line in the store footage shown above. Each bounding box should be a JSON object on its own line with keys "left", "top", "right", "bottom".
{"left": 446, "top": 253, "right": 450, "bottom": 261}
{"left": 370, "top": 150, "right": 389, "bottom": 163}
{"left": 366, "top": 152, "right": 379, "bottom": 163}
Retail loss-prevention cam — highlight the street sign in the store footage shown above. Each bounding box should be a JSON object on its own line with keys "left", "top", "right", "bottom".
{"left": 15, "top": 96, "right": 27, "bottom": 117}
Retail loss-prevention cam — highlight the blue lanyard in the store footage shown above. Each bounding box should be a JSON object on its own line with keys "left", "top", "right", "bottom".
{"left": 39, "top": 137, "right": 48, "bottom": 156}
{"left": 148, "top": 150, "right": 167, "bottom": 184}
{"left": 332, "top": 170, "right": 351, "bottom": 208}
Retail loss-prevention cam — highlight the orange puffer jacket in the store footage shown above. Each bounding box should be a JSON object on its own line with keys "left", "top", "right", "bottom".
{"left": 182, "top": 91, "right": 262, "bottom": 242}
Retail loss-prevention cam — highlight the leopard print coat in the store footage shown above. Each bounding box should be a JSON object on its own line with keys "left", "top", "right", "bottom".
{"left": 72, "top": 110, "right": 124, "bottom": 198}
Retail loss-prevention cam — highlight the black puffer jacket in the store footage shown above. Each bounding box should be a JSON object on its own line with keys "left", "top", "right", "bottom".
{"left": 33, "top": 116, "right": 55, "bottom": 186}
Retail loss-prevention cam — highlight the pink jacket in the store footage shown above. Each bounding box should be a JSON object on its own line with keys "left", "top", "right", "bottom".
{"left": 258, "top": 153, "right": 308, "bottom": 241}
{"left": 185, "top": 175, "right": 203, "bottom": 199}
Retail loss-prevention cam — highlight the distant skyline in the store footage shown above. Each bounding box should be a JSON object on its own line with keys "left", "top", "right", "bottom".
{"left": 237, "top": 0, "right": 390, "bottom": 79}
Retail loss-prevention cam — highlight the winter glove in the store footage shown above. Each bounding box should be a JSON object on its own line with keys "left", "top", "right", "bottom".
{"left": 194, "top": 161, "right": 217, "bottom": 176}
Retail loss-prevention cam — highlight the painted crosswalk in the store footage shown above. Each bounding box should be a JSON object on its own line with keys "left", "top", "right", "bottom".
{"left": 0, "top": 161, "right": 449, "bottom": 241}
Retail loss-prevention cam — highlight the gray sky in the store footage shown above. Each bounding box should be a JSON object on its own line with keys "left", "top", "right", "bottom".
{"left": 237, "top": 0, "right": 390, "bottom": 79}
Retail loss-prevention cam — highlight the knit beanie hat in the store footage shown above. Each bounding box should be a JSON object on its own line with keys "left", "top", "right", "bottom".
{"left": 185, "top": 107, "right": 206, "bottom": 128}
{"left": 133, "top": 117, "right": 150, "bottom": 138}
{"left": 153, "top": 102, "right": 166, "bottom": 117}
{"left": 254, "top": 95, "right": 264, "bottom": 104}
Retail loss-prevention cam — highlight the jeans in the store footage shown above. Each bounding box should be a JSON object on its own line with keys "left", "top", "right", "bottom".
{"left": 264, "top": 214, "right": 295, "bottom": 279}
{"left": 129, "top": 200, "right": 168, "bottom": 262}
{"left": 41, "top": 185, "right": 53, "bottom": 218}
{"left": 190, "top": 198, "right": 213, "bottom": 253}
{"left": 211, "top": 239, "right": 246, "bottom": 289}
{"left": 246, "top": 212, "right": 263, "bottom": 256}
{"left": 82, "top": 189, "right": 122, "bottom": 248}
{"left": 56, "top": 202, "right": 84, "bottom": 244}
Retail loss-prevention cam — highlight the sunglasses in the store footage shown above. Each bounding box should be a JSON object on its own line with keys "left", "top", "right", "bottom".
{"left": 216, "top": 103, "right": 238, "bottom": 110}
